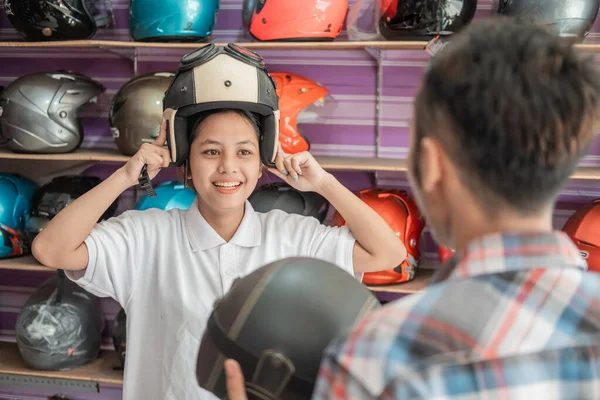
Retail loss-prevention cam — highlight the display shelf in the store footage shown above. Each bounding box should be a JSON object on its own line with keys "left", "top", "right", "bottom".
{"left": 367, "top": 268, "right": 434, "bottom": 294}
{"left": 0, "top": 148, "right": 129, "bottom": 162}
{"left": 0, "top": 255, "right": 434, "bottom": 294}
{"left": 0, "top": 255, "right": 52, "bottom": 272}
{"left": 0, "top": 341, "right": 123, "bottom": 386}
{"left": 0, "top": 148, "right": 408, "bottom": 172}
{"left": 2, "top": 148, "right": 600, "bottom": 178}
{"left": 0, "top": 39, "right": 598, "bottom": 52}
{"left": 0, "top": 39, "right": 429, "bottom": 51}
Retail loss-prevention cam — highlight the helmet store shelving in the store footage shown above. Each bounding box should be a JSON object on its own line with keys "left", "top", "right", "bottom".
{"left": 1, "top": 39, "right": 600, "bottom": 52}
{"left": 2, "top": 0, "right": 600, "bottom": 394}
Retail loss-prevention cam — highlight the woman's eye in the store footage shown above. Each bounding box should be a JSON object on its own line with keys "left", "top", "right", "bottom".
{"left": 203, "top": 149, "right": 219, "bottom": 156}
{"left": 239, "top": 149, "right": 252, "bottom": 156}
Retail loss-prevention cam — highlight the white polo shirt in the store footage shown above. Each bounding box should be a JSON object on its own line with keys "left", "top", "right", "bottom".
{"left": 66, "top": 199, "right": 358, "bottom": 400}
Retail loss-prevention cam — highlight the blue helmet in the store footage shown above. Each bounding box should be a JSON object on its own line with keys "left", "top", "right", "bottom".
{"left": 129, "top": 0, "right": 219, "bottom": 42}
{"left": 134, "top": 181, "right": 197, "bottom": 211}
{"left": 0, "top": 174, "right": 38, "bottom": 259}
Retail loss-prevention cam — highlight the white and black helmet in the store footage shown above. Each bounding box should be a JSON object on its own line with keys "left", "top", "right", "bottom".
{"left": 163, "top": 43, "right": 280, "bottom": 167}
{"left": 0, "top": 71, "right": 104, "bottom": 153}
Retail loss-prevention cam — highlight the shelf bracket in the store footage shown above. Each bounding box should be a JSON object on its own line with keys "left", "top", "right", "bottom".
{"left": 133, "top": 47, "right": 139, "bottom": 76}
{"left": 361, "top": 46, "right": 383, "bottom": 159}
{"left": 96, "top": 45, "right": 136, "bottom": 63}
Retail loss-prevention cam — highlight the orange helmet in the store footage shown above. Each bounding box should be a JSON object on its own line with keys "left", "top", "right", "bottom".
{"left": 271, "top": 72, "right": 328, "bottom": 154}
{"left": 562, "top": 199, "right": 600, "bottom": 273}
{"left": 331, "top": 188, "right": 426, "bottom": 285}
{"left": 242, "top": 0, "right": 349, "bottom": 41}
{"left": 438, "top": 245, "right": 455, "bottom": 263}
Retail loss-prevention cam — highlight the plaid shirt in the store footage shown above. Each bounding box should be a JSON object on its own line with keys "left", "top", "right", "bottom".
{"left": 313, "top": 231, "right": 600, "bottom": 399}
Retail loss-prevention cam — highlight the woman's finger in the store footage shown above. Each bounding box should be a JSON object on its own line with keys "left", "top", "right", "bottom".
{"left": 275, "top": 152, "right": 287, "bottom": 176}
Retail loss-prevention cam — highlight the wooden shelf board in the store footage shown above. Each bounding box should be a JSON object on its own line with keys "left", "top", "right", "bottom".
{"left": 0, "top": 341, "right": 123, "bottom": 385}
{"left": 0, "top": 39, "right": 598, "bottom": 52}
{"left": 1, "top": 255, "right": 433, "bottom": 294}
{"left": 1, "top": 148, "right": 599, "bottom": 178}
{"left": 367, "top": 268, "right": 434, "bottom": 294}
{"left": 0, "top": 148, "right": 129, "bottom": 162}
{"left": 0, "top": 39, "right": 429, "bottom": 50}
{"left": 0, "top": 255, "right": 53, "bottom": 272}
{"left": 0, "top": 148, "right": 407, "bottom": 172}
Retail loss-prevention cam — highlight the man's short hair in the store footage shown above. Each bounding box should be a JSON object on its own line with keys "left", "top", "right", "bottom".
{"left": 413, "top": 17, "right": 600, "bottom": 213}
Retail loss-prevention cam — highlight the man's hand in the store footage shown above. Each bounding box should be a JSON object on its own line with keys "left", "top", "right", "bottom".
{"left": 225, "top": 359, "right": 248, "bottom": 400}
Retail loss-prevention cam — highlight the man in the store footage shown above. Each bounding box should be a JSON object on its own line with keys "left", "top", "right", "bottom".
{"left": 226, "top": 16, "right": 600, "bottom": 399}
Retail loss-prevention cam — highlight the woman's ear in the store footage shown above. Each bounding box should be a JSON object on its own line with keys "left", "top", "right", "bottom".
{"left": 258, "top": 164, "right": 263, "bottom": 179}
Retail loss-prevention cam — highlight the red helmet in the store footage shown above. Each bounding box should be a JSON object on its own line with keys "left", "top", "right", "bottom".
{"left": 271, "top": 72, "right": 328, "bottom": 154}
{"left": 562, "top": 199, "right": 600, "bottom": 272}
{"left": 331, "top": 188, "right": 425, "bottom": 285}
{"left": 242, "top": 0, "right": 349, "bottom": 41}
{"left": 438, "top": 245, "right": 455, "bottom": 263}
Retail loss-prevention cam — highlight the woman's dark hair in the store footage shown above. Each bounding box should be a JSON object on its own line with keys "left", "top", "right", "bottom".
{"left": 189, "top": 109, "right": 261, "bottom": 143}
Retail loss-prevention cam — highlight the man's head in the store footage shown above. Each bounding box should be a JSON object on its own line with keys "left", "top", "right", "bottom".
{"left": 408, "top": 17, "right": 600, "bottom": 250}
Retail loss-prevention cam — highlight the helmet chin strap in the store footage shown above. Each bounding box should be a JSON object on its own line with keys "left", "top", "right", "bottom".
{"left": 184, "top": 159, "right": 190, "bottom": 188}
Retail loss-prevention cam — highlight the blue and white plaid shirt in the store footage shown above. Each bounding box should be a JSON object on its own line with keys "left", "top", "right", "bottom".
{"left": 313, "top": 231, "right": 600, "bottom": 399}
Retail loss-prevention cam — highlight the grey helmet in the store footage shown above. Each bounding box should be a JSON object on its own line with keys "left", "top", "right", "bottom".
{"left": 109, "top": 72, "right": 175, "bottom": 156}
{"left": 0, "top": 71, "right": 104, "bottom": 154}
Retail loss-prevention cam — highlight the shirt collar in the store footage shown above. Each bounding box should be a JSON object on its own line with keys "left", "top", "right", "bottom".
{"left": 184, "top": 199, "right": 262, "bottom": 252}
{"left": 432, "top": 231, "right": 588, "bottom": 283}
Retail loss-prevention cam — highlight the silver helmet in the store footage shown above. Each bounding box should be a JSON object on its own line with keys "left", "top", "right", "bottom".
{"left": 0, "top": 71, "right": 104, "bottom": 153}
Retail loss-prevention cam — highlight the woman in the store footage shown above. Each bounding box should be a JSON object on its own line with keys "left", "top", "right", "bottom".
{"left": 31, "top": 44, "right": 405, "bottom": 400}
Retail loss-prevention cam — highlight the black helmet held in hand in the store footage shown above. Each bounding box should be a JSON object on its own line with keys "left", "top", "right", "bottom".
{"left": 196, "top": 257, "right": 380, "bottom": 399}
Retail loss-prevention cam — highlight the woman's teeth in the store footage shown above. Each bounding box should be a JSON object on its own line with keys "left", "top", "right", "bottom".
{"left": 213, "top": 181, "right": 241, "bottom": 188}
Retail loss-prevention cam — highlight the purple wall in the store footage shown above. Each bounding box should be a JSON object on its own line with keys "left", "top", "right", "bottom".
{"left": 1, "top": 0, "right": 600, "bottom": 398}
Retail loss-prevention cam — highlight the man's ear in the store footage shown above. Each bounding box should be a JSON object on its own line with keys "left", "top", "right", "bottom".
{"left": 419, "top": 137, "right": 444, "bottom": 194}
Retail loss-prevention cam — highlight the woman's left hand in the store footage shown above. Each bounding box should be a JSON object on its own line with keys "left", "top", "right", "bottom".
{"left": 269, "top": 150, "right": 331, "bottom": 194}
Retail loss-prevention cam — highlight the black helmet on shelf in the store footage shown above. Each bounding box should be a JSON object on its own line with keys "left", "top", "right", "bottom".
{"left": 495, "top": 0, "right": 600, "bottom": 43}
{"left": 248, "top": 182, "right": 330, "bottom": 223}
{"left": 379, "top": 0, "right": 478, "bottom": 41}
{"left": 3, "top": 0, "right": 112, "bottom": 41}
{"left": 15, "top": 270, "right": 105, "bottom": 371}
{"left": 25, "top": 175, "right": 119, "bottom": 241}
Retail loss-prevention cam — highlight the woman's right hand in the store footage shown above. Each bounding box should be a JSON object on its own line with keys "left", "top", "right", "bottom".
{"left": 119, "top": 119, "right": 172, "bottom": 186}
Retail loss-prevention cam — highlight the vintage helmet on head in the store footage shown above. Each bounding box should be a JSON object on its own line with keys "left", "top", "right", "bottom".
{"left": 163, "top": 43, "right": 280, "bottom": 167}
{"left": 562, "top": 199, "right": 600, "bottom": 272}
{"left": 196, "top": 257, "right": 380, "bottom": 399}
{"left": 271, "top": 72, "right": 329, "bottom": 154}
{"left": 495, "top": 0, "right": 600, "bottom": 43}
{"left": 332, "top": 188, "right": 425, "bottom": 285}
{"left": 243, "top": 0, "right": 349, "bottom": 41}
{"left": 110, "top": 72, "right": 175, "bottom": 156}
{"left": 3, "top": 0, "right": 112, "bottom": 41}
{"left": 0, "top": 174, "right": 38, "bottom": 259}
{"left": 378, "top": 0, "right": 478, "bottom": 40}
{"left": 249, "top": 182, "right": 330, "bottom": 223}
{"left": 25, "top": 175, "right": 119, "bottom": 241}
{"left": 134, "top": 180, "right": 197, "bottom": 211}
{"left": 129, "top": 0, "right": 219, "bottom": 42}
{"left": 0, "top": 71, "right": 104, "bottom": 154}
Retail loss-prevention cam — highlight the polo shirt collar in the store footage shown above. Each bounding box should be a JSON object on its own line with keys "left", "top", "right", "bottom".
{"left": 184, "top": 199, "right": 262, "bottom": 251}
